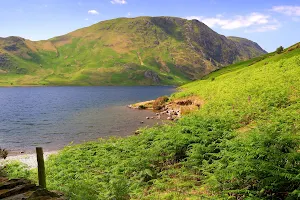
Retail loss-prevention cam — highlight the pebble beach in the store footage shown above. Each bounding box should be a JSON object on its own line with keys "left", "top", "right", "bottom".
{"left": 0, "top": 151, "right": 58, "bottom": 169}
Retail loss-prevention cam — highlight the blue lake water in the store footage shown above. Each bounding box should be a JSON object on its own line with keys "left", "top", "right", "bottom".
{"left": 0, "top": 86, "right": 175, "bottom": 153}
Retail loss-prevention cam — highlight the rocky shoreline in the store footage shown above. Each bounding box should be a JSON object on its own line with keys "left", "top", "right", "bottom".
{"left": 128, "top": 96, "right": 204, "bottom": 122}
{"left": 0, "top": 98, "right": 202, "bottom": 169}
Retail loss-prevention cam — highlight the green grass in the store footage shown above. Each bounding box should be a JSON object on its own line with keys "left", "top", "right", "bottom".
{"left": 3, "top": 43, "right": 299, "bottom": 199}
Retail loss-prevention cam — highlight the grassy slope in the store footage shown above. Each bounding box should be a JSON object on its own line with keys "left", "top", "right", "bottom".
{"left": 4, "top": 46, "right": 299, "bottom": 199}
{"left": 0, "top": 17, "right": 266, "bottom": 86}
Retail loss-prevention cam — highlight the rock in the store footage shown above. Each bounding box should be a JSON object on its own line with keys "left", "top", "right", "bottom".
{"left": 0, "top": 179, "right": 32, "bottom": 190}
{"left": 150, "top": 117, "right": 154, "bottom": 119}
{"left": 4, "top": 44, "right": 19, "bottom": 52}
{"left": 156, "top": 113, "right": 160, "bottom": 115}
{"left": 29, "top": 188, "right": 61, "bottom": 198}
{"left": 146, "top": 117, "right": 150, "bottom": 119}
{"left": 0, "top": 178, "right": 66, "bottom": 199}
{"left": 167, "top": 117, "right": 173, "bottom": 120}
{"left": 140, "top": 121, "right": 144, "bottom": 124}
{"left": 144, "top": 70, "right": 161, "bottom": 83}
{"left": 0, "top": 183, "right": 36, "bottom": 198}
{"left": 176, "top": 100, "right": 193, "bottom": 106}
{"left": 157, "top": 115, "right": 161, "bottom": 119}
{"left": 134, "top": 130, "right": 141, "bottom": 135}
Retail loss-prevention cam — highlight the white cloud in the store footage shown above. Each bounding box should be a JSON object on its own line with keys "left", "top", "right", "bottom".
{"left": 111, "top": 0, "right": 127, "bottom": 5}
{"left": 292, "top": 17, "right": 300, "bottom": 22}
{"left": 187, "top": 13, "right": 271, "bottom": 30}
{"left": 245, "top": 24, "right": 281, "bottom": 33}
{"left": 127, "top": 12, "right": 131, "bottom": 17}
{"left": 271, "top": 6, "right": 300, "bottom": 16}
{"left": 85, "top": 18, "right": 89, "bottom": 21}
{"left": 88, "top": 10, "right": 99, "bottom": 15}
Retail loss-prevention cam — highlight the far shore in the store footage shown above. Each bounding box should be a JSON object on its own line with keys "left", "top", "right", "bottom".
{"left": 0, "top": 85, "right": 179, "bottom": 88}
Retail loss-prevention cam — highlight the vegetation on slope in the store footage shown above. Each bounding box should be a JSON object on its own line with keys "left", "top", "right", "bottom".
{"left": 0, "top": 17, "right": 266, "bottom": 86}
{"left": 4, "top": 43, "right": 298, "bottom": 199}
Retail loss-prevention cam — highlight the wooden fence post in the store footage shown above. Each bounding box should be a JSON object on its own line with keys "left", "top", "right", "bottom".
{"left": 36, "top": 147, "right": 46, "bottom": 188}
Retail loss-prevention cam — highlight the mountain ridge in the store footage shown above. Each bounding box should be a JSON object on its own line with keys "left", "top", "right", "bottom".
{"left": 0, "top": 16, "right": 267, "bottom": 86}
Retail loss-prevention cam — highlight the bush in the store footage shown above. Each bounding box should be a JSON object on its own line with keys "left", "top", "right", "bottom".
{"left": 3, "top": 161, "right": 31, "bottom": 179}
{"left": 0, "top": 147, "right": 8, "bottom": 159}
{"left": 276, "top": 46, "right": 284, "bottom": 54}
{"left": 138, "top": 105, "right": 146, "bottom": 110}
{"left": 153, "top": 96, "right": 169, "bottom": 110}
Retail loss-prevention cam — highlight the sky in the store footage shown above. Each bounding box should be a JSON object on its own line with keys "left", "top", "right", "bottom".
{"left": 0, "top": 0, "right": 299, "bottom": 52}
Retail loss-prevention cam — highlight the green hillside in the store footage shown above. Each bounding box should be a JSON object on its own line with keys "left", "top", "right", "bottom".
{"left": 4, "top": 43, "right": 299, "bottom": 199}
{"left": 0, "top": 17, "right": 266, "bottom": 86}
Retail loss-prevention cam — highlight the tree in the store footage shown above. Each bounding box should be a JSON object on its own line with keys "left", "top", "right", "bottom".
{"left": 276, "top": 46, "right": 284, "bottom": 54}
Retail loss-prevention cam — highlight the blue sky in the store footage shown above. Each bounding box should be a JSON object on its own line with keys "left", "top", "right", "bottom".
{"left": 0, "top": 0, "right": 299, "bottom": 52}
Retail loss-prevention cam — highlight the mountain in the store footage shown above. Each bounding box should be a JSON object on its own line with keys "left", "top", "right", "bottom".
{"left": 0, "top": 16, "right": 267, "bottom": 86}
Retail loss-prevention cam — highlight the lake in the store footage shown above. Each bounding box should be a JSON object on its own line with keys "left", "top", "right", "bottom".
{"left": 0, "top": 86, "right": 175, "bottom": 153}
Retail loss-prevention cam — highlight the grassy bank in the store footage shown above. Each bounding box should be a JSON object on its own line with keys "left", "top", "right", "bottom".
{"left": 3, "top": 46, "right": 300, "bottom": 199}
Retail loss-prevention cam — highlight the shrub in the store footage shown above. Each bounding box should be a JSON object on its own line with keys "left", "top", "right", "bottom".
{"left": 0, "top": 166, "right": 6, "bottom": 177}
{"left": 3, "top": 161, "right": 31, "bottom": 179}
{"left": 276, "top": 46, "right": 284, "bottom": 54}
{"left": 138, "top": 105, "right": 146, "bottom": 110}
{"left": 153, "top": 96, "right": 169, "bottom": 110}
{"left": 0, "top": 147, "right": 8, "bottom": 159}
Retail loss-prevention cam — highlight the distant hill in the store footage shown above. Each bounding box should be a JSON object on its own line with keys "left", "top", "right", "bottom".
{"left": 0, "top": 16, "right": 267, "bottom": 86}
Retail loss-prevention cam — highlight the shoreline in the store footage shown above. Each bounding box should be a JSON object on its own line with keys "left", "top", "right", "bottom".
{"left": 1, "top": 91, "right": 187, "bottom": 169}
{"left": 1, "top": 106, "right": 170, "bottom": 168}
{"left": 3, "top": 107, "right": 166, "bottom": 155}
{"left": 0, "top": 151, "right": 58, "bottom": 169}
{"left": 0, "top": 85, "right": 179, "bottom": 88}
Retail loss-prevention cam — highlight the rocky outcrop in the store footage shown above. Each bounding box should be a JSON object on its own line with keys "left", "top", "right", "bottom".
{"left": 144, "top": 70, "right": 161, "bottom": 83}
{"left": 0, "top": 177, "right": 65, "bottom": 200}
{"left": 0, "top": 53, "right": 16, "bottom": 71}
{"left": 129, "top": 96, "right": 204, "bottom": 121}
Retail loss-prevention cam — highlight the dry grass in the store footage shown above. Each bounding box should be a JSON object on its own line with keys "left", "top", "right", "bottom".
{"left": 131, "top": 100, "right": 154, "bottom": 109}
